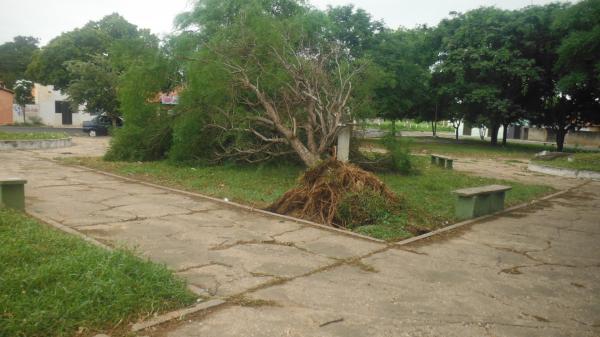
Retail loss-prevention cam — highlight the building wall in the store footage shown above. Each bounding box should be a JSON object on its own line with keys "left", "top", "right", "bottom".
{"left": 0, "top": 89, "right": 14, "bottom": 125}
{"left": 13, "top": 84, "right": 95, "bottom": 127}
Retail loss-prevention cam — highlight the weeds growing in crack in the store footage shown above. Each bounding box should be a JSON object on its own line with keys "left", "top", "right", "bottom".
{"left": 347, "top": 259, "right": 379, "bottom": 273}
{"left": 227, "top": 295, "right": 280, "bottom": 307}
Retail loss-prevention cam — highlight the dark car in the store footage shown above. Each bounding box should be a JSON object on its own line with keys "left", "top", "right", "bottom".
{"left": 82, "top": 115, "right": 123, "bottom": 137}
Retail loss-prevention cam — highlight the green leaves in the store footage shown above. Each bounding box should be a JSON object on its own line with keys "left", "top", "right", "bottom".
{"left": 370, "top": 27, "right": 435, "bottom": 121}
{"left": 0, "top": 36, "right": 39, "bottom": 88}
{"left": 13, "top": 79, "right": 34, "bottom": 107}
{"left": 554, "top": 0, "right": 600, "bottom": 97}
{"left": 433, "top": 7, "right": 537, "bottom": 138}
{"left": 66, "top": 55, "right": 119, "bottom": 116}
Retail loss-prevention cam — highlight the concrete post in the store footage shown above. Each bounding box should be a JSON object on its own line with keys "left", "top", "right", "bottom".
{"left": 337, "top": 125, "right": 351, "bottom": 162}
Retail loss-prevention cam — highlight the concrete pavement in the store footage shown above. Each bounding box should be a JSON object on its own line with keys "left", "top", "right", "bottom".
{"left": 164, "top": 183, "right": 600, "bottom": 337}
{"left": 1, "top": 138, "right": 598, "bottom": 336}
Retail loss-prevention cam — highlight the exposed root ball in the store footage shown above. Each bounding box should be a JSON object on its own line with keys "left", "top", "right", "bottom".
{"left": 267, "top": 159, "right": 399, "bottom": 226}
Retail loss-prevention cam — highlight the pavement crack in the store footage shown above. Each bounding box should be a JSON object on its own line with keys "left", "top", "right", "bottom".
{"left": 249, "top": 271, "right": 279, "bottom": 278}
{"left": 319, "top": 318, "right": 344, "bottom": 327}
{"left": 209, "top": 238, "right": 344, "bottom": 261}
{"left": 397, "top": 247, "right": 429, "bottom": 256}
{"left": 466, "top": 239, "right": 598, "bottom": 272}
{"left": 270, "top": 227, "right": 305, "bottom": 239}
{"left": 91, "top": 204, "right": 129, "bottom": 214}
{"left": 210, "top": 239, "right": 290, "bottom": 251}
{"left": 227, "top": 294, "right": 280, "bottom": 308}
{"left": 37, "top": 183, "right": 87, "bottom": 188}
{"left": 521, "top": 312, "right": 550, "bottom": 323}
{"left": 74, "top": 215, "right": 149, "bottom": 228}
{"left": 230, "top": 245, "right": 392, "bottom": 299}
{"left": 177, "top": 262, "right": 233, "bottom": 273}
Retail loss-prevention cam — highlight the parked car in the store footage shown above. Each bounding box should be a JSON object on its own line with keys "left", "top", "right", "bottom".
{"left": 82, "top": 115, "right": 123, "bottom": 136}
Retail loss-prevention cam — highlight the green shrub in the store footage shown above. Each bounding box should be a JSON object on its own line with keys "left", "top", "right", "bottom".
{"left": 105, "top": 113, "right": 173, "bottom": 162}
{"left": 382, "top": 134, "right": 413, "bottom": 174}
{"left": 335, "top": 189, "right": 397, "bottom": 229}
{"left": 351, "top": 134, "right": 414, "bottom": 174}
{"left": 168, "top": 110, "right": 218, "bottom": 162}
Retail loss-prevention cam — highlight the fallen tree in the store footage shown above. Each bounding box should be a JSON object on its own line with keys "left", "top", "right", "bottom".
{"left": 267, "top": 159, "right": 400, "bottom": 227}
{"left": 175, "top": 0, "right": 377, "bottom": 167}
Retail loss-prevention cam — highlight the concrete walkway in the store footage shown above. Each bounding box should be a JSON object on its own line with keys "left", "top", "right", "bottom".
{"left": 1, "top": 139, "right": 598, "bottom": 336}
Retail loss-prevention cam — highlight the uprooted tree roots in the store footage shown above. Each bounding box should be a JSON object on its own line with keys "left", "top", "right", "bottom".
{"left": 267, "top": 159, "right": 400, "bottom": 227}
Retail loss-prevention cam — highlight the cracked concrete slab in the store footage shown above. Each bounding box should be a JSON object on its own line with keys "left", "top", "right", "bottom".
{"left": 166, "top": 181, "right": 599, "bottom": 337}
{"left": 2, "top": 138, "right": 598, "bottom": 336}
{"left": 1, "top": 141, "right": 385, "bottom": 299}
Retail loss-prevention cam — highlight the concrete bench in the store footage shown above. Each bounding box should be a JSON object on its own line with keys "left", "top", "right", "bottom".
{"left": 453, "top": 184, "right": 511, "bottom": 220}
{"left": 431, "top": 154, "right": 454, "bottom": 169}
{"left": 0, "top": 178, "right": 27, "bottom": 210}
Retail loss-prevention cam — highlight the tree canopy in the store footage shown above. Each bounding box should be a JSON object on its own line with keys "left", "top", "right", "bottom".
{"left": 0, "top": 36, "right": 39, "bottom": 88}
{"left": 27, "top": 14, "right": 154, "bottom": 122}
{"left": 6, "top": 0, "right": 598, "bottom": 160}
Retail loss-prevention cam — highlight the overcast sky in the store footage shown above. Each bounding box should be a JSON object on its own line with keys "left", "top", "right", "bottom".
{"left": 1, "top": 0, "right": 564, "bottom": 45}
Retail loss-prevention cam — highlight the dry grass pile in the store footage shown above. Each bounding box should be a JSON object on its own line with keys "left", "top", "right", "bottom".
{"left": 267, "top": 159, "right": 400, "bottom": 226}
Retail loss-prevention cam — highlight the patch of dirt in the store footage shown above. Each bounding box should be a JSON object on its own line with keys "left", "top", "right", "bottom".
{"left": 453, "top": 158, "right": 578, "bottom": 190}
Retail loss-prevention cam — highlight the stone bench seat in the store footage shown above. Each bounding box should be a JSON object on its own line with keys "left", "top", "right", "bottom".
{"left": 453, "top": 184, "right": 511, "bottom": 220}
{"left": 0, "top": 178, "right": 27, "bottom": 210}
{"left": 431, "top": 154, "right": 455, "bottom": 169}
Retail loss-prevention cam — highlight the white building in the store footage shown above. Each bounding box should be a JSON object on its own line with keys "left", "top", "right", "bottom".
{"left": 13, "top": 83, "right": 95, "bottom": 127}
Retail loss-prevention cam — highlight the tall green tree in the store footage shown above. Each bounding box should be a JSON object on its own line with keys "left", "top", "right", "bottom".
{"left": 555, "top": 0, "right": 600, "bottom": 100}
{"left": 513, "top": 2, "right": 600, "bottom": 151}
{"left": 0, "top": 36, "right": 39, "bottom": 88}
{"left": 13, "top": 80, "right": 34, "bottom": 123}
{"left": 434, "top": 8, "right": 538, "bottom": 145}
{"left": 512, "top": 4, "right": 569, "bottom": 151}
{"left": 551, "top": 0, "right": 600, "bottom": 150}
{"left": 371, "top": 27, "right": 437, "bottom": 133}
{"left": 28, "top": 14, "right": 153, "bottom": 124}
{"left": 325, "top": 5, "right": 384, "bottom": 58}
{"left": 28, "top": 14, "right": 138, "bottom": 91}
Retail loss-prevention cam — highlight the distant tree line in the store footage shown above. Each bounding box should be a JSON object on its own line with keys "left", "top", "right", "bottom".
{"left": 1, "top": 0, "right": 598, "bottom": 162}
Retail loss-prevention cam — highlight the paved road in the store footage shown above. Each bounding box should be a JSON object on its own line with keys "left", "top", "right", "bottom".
{"left": 1, "top": 140, "right": 598, "bottom": 336}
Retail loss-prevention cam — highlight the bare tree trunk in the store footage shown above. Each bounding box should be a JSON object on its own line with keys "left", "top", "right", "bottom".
{"left": 217, "top": 43, "right": 358, "bottom": 167}
{"left": 502, "top": 123, "right": 509, "bottom": 146}
{"left": 21, "top": 105, "right": 26, "bottom": 123}
{"left": 454, "top": 120, "right": 461, "bottom": 141}
{"left": 290, "top": 136, "right": 321, "bottom": 167}
{"left": 490, "top": 123, "right": 499, "bottom": 146}
{"left": 432, "top": 103, "right": 438, "bottom": 137}
{"left": 556, "top": 127, "right": 567, "bottom": 152}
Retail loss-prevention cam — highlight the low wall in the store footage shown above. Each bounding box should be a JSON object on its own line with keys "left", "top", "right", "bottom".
{"left": 566, "top": 131, "right": 600, "bottom": 148}
{"left": 528, "top": 163, "right": 600, "bottom": 181}
{"left": 0, "top": 137, "right": 72, "bottom": 150}
{"left": 527, "top": 128, "right": 549, "bottom": 142}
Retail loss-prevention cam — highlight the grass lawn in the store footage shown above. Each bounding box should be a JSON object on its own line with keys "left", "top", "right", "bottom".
{"left": 361, "top": 119, "right": 455, "bottom": 133}
{"left": 0, "top": 131, "right": 68, "bottom": 140}
{"left": 0, "top": 209, "right": 196, "bottom": 337}
{"left": 532, "top": 153, "right": 600, "bottom": 172}
{"left": 361, "top": 136, "right": 579, "bottom": 159}
{"left": 65, "top": 156, "right": 553, "bottom": 241}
